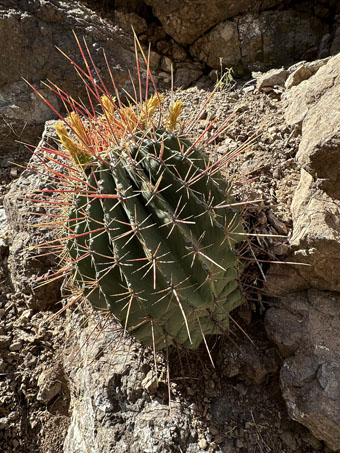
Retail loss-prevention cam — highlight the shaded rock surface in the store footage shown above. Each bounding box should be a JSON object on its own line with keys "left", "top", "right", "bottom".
{"left": 265, "top": 290, "right": 340, "bottom": 451}
{"left": 4, "top": 121, "right": 62, "bottom": 309}
{"left": 190, "top": 10, "right": 327, "bottom": 75}
{"left": 144, "top": 0, "right": 279, "bottom": 45}
{"left": 0, "top": 0, "right": 136, "bottom": 157}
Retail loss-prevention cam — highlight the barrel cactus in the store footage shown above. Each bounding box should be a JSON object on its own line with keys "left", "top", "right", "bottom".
{"left": 29, "top": 37, "right": 245, "bottom": 350}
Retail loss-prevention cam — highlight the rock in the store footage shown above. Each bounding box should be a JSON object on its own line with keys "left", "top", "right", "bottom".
{"left": 0, "top": 0, "right": 137, "bottom": 157}
{"left": 4, "top": 121, "right": 62, "bottom": 310}
{"left": 285, "top": 57, "right": 331, "bottom": 89}
{"left": 237, "top": 10, "right": 328, "bottom": 74}
{"left": 190, "top": 20, "right": 241, "bottom": 73}
{"left": 141, "top": 370, "right": 158, "bottom": 394}
{"left": 114, "top": 10, "right": 148, "bottom": 35}
{"left": 190, "top": 10, "right": 327, "bottom": 74}
{"left": 0, "top": 335, "right": 11, "bottom": 349}
{"left": 290, "top": 169, "right": 340, "bottom": 290}
{"left": 265, "top": 169, "right": 340, "bottom": 294}
{"left": 37, "top": 367, "right": 62, "bottom": 404}
{"left": 8, "top": 340, "right": 22, "bottom": 352}
{"left": 0, "top": 207, "right": 9, "bottom": 256}
{"left": 0, "top": 417, "right": 9, "bottom": 430}
{"left": 265, "top": 290, "right": 340, "bottom": 451}
{"left": 174, "top": 62, "right": 204, "bottom": 88}
{"left": 63, "top": 316, "right": 200, "bottom": 453}
{"left": 330, "top": 26, "right": 340, "bottom": 55}
{"left": 198, "top": 438, "right": 208, "bottom": 450}
{"left": 255, "top": 68, "right": 289, "bottom": 91}
{"left": 318, "top": 33, "right": 332, "bottom": 59}
{"left": 145, "top": 0, "right": 285, "bottom": 46}
{"left": 284, "top": 53, "right": 340, "bottom": 198}
{"left": 218, "top": 333, "right": 279, "bottom": 385}
{"left": 266, "top": 53, "right": 340, "bottom": 295}
{"left": 161, "top": 55, "right": 173, "bottom": 73}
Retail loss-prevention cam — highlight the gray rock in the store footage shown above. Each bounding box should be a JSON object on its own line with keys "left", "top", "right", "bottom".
{"left": 37, "top": 367, "right": 62, "bottom": 404}
{"left": 63, "top": 316, "right": 199, "bottom": 453}
{"left": 330, "top": 26, "right": 340, "bottom": 55}
{"left": 255, "top": 68, "right": 289, "bottom": 91}
{"left": 190, "top": 20, "right": 241, "bottom": 73}
{"left": 218, "top": 333, "right": 279, "bottom": 385}
{"left": 237, "top": 10, "right": 328, "bottom": 74}
{"left": 0, "top": 0, "right": 136, "bottom": 157}
{"left": 265, "top": 290, "right": 340, "bottom": 451}
{"left": 145, "top": 0, "right": 285, "bottom": 46}
{"left": 174, "top": 63, "right": 204, "bottom": 88}
{"left": 190, "top": 10, "right": 327, "bottom": 75}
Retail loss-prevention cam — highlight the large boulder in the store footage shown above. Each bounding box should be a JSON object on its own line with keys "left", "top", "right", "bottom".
{"left": 145, "top": 0, "right": 286, "bottom": 46}
{"left": 265, "top": 290, "right": 340, "bottom": 451}
{"left": 190, "top": 10, "right": 328, "bottom": 74}
{"left": 265, "top": 53, "right": 340, "bottom": 295}
{"left": 284, "top": 53, "right": 340, "bottom": 199}
{"left": 63, "top": 316, "right": 202, "bottom": 453}
{"left": 0, "top": 0, "right": 136, "bottom": 159}
{"left": 266, "top": 169, "right": 340, "bottom": 294}
{"left": 290, "top": 169, "right": 340, "bottom": 291}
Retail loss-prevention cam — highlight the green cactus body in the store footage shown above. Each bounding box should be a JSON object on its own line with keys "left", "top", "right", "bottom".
{"left": 66, "top": 128, "right": 244, "bottom": 349}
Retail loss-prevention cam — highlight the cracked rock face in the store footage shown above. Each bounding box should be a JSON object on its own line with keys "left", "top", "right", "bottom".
{"left": 144, "top": 0, "right": 286, "bottom": 45}
{"left": 265, "top": 290, "right": 340, "bottom": 451}
{"left": 265, "top": 54, "right": 340, "bottom": 295}
{"left": 63, "top": 316, "right": 200, "bottom": 453}
{"left": 284, "top": 52, "right": 340, "bottom": 199}
{"left": 190, "top": 10, "right": 327, "bottom": 75}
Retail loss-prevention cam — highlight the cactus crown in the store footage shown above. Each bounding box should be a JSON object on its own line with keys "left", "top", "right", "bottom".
{"left": 27, "top": 36, "right": 246, "bottom": 351}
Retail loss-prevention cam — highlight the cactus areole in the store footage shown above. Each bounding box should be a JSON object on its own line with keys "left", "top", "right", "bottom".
{"left": 29, "top": 37, "right": 245, "bottom": 350}
{"left": 65, "top": 125, "right": 244, "bottom": 350}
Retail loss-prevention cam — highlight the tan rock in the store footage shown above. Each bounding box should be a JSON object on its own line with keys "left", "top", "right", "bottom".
{"left": 265, "top": 290, "right": 340, "bottom": 451}
{"left": 256, "top": 68, "right": 289, "bottom": 91}
{"left": 265, "top": 169, "right": 340, "bottom": 294}
{"left": 284, "top": 54, "right": 340, "bottom": 198}
{"left": 285, "top": 58, "right": 331, "bottom": 89}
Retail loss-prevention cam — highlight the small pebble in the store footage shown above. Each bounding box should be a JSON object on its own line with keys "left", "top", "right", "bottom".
{"left": 198, "top": 438, "right": 208, "bottom": 450}
{"left": 0, "top": 417, "right": 9, "bottom": 430}
{"left": 9, "top": 341, "right": 22, "bottom": 352}
{"left": 0, "top": 335, "right": 11, "bottom": 349}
